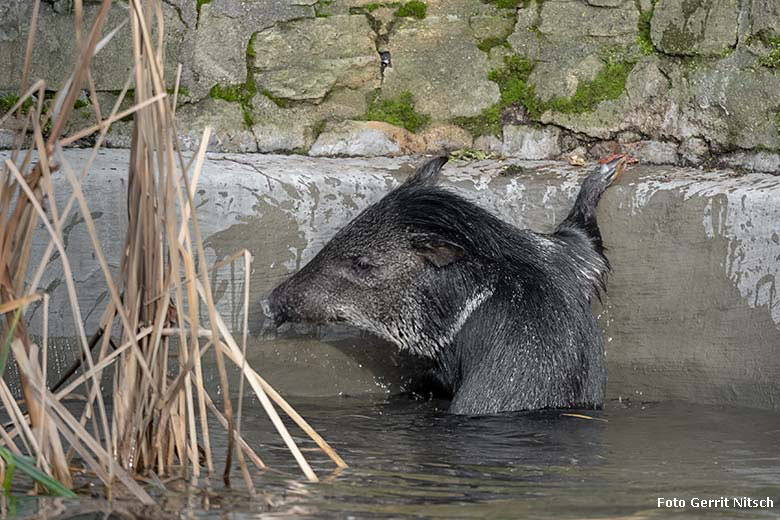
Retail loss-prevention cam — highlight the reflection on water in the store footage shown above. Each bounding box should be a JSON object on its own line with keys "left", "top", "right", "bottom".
{"left": 13, "top": 399, "right": 780, "bottom": 519}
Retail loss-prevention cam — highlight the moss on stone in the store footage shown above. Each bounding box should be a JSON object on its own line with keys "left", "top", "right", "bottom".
{"left": 395, "top": 1, "right": 427, "bottom": 19}
{"left": 545, "top": 59, "right": 634, "bottom": 114}
{"left": 209, "top": 79, "right": 258, "bottom": 128}
{"left": 362, "top": 90, "right": 430, "bottom": 133}
{"left": 0, "top": 94, "right": 33, "bottom": 115}
{"left": 452, "top": 55, "right": 538, "bottom": 137}
{"left": 481, "top": 0, "right": 530, "bottom": 8}
{"left": 636, "top": 8, "right": 655, "bottom": 55}
{"left": 210, "top": 84, "right": 243, "bottom": 104}
{"left": 759, "top": 37, "right": 780, "bottom": 68}
{"left": 489, "top": 55, "right": 535, "bottom": 106}
{"left": 167, "top": 86, "right": 191, "bottom": 97}
{"left": 477, "top": 37, "right": 510, "bottom": 53}
{"left": 208, "top": 33, "right": 267, "bottom": 128}
{"left": 312, "top": 119, "right": 328, "bottom": 140}
{"left": 453, "top": 53, "right": 633, "bottom": 137}
{"left": 655, "top": 0, "right": 705, "bottom": 53}
{"left": 315, "top": 0, "right": 333, "bottom": 17}
{"left": 452, "top": 105, "right": 502, "bottom": 137}
{"left": 263, "top": 89, "right": 290, "bottom": 108}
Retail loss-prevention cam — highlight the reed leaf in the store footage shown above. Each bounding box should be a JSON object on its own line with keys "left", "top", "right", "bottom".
{"left": 0, "top": 447, "right": 76, "bottom": 498}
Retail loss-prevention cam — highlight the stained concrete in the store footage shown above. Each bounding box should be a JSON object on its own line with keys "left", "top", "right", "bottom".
{"left": 3, "top": 150, "right": 780, "bottom": 409}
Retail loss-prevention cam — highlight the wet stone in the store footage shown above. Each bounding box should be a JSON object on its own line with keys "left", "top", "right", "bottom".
{"left": 251, "top": 15, "right": 379, "bottom": 103}
{"left": 381, "top": 15, "right": 500, "bottom": 120}
{"left": 193, "top": 0, "right": 315, "bottom": 95}
{"left": 309, "top": 120, "right": 406, "bottom": 156}
{"left": 627, "top": 140, "right": 679, "bottom": 165}
{"left": 502, "top": 125, "right": 561, "bottom": 160}
{"left": 679, "top": 137, "right": 710, "bottom": 166}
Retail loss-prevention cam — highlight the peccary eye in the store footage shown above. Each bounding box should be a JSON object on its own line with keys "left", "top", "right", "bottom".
{"left": 351, "top": 256, "right": 377, "bottom": 274}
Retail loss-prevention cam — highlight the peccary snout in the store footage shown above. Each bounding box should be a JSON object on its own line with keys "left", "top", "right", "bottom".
{"left": 269, "top": 261, "right": 348, "bottom": 327}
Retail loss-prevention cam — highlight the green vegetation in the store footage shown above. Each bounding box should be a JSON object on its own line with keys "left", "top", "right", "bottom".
{"left": 453, "top": 53, "right": 634, "bottom": 137}
{"left": 477, "top": 37, "right": 510, "bottom": 53}
{"left": 312, "top": 119, "right": 328, "bottom": 140}
{"left": 759, "top": 37, "right": 780, "bottom": 68}
{"left": 0, "top": 94, "right": 33, "bottom": 115}
{"left": 0, "top": 94, "right": 19, "bottom": 113}
{"left": 167, "top": 85, "right": 191, "bottom": 97}
{"left": 453, "top": 55, "right": 536, "bottom": 136}
{"left": 315, "top": 0, "right": 334, "bottom": 17}
{"left": 453, "top": 105, "right": 502, "bottom": 137}
{"left": 262, "top": 89, "right": 290, "bottom": 108}
{"left": 482, "top": 0, "right": 532, "bottom": 8}
{"left": 636, "top": 9, "right": 655, "bottom": 55}
{"left": 545, "top": 58, "right": 634, "bottom": 114}
{"left": 395, "top": 1, "right": 427, "bottom": 19}
{"left": 195, "top": 0, "right": 212, "bottom": 14}
{"left": 350, "top": 1, "right": 428, "bottom": 18}
{"left": 207, "top": 32, "right": 277, "bottom": 127}
{"left": 209, "top": 82, "right": 257, "bottom": 127}
{"left": 450, "top": 148, "right": 497, "bottom": 161}
{"left": 209, "top": 83, "right": 254, "bottom": 105}
{"left": 489, "top": 55, "right": 538, "bottom": 113}
{"left": 0, "top": 446, "right": 76, "bottom": 498}
{"left": 362, "top": 90, "right": 430, "bottom": 133}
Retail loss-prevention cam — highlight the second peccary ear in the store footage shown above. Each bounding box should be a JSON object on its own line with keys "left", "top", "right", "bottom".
{"left": 413, "top": 237, "right": 464, "bottom": 268}
{"left": 404, "top": 155, "right": 449, "bottom": 187}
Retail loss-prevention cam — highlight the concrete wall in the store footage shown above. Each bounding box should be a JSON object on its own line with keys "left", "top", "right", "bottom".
{"left": 4, "top": 149, "right": 779, "bottom": 409}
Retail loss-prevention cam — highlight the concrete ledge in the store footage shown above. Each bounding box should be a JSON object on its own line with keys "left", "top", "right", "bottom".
{"left": 5, "top": 150, "right": 780, "bottom": 409}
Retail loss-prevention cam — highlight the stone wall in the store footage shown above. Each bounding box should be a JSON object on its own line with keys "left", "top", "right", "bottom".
{"left": 2, "top": 0, "right": 780, "bottom": 171}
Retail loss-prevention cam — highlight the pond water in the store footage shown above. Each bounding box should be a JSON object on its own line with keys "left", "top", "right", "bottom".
{"left": 12, "top": 398, "right": 780, "bottom": 519}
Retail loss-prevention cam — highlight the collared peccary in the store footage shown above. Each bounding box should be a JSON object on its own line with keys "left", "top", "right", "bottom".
{"left": 269, "top": 155, "right": 628, "bottom": 415}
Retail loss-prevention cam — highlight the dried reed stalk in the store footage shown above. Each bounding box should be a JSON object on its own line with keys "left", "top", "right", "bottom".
{"left": 0, "top": 0, "right": 346, "bottom": 504}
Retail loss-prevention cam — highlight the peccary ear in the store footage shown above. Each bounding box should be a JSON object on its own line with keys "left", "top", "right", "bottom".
{"left": 413, "top": 236, "right": 464, "bottom": 268}
{"left": 404, "top": 155, "right": 449, "bottom": 187}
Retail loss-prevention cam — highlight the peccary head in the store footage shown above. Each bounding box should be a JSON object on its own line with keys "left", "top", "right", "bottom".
{"left": 269, "top": 156, "right": 494, "bottom": 357}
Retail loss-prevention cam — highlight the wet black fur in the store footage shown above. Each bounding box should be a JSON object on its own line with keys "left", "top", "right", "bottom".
{"left": 270, "top": 156, "right": 617, "bottom": 415}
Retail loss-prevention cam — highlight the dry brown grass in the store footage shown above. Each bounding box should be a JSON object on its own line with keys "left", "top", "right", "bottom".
{"left": 0, "top": 0, "right": 345, "bottom": 505}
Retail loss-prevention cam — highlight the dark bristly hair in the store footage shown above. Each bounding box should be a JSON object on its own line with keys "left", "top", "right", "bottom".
{"left": 269, "top": 155, "right": 619, "bottom": 414}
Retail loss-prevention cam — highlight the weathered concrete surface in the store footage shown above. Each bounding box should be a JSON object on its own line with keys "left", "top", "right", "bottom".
{"left": 4, "top": 150, "right": 780, "bottom": 409}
